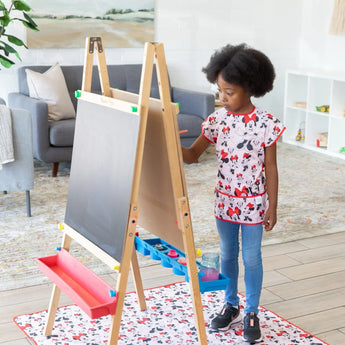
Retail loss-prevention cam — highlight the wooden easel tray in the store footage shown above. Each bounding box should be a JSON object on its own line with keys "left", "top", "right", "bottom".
{"left": 37, "top": 249, "right": 117, "bottom": 319}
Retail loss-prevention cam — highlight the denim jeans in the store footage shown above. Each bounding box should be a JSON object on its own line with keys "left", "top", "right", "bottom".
{"left": 216, "top": 219, "right": 263, "bottom": 314}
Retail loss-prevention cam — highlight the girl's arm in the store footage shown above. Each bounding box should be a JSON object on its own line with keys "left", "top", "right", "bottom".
{"left": 263, "top": 143, "right": 279, "bottom": 232}
{"left": 182, "top": 134, "right": 210, "bottom": 164}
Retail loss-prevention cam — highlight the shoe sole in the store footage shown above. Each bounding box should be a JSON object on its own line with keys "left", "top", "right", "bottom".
{"left": 210, "top": 313, "right": 242, "bottom": 331}
{"left": 242, "top": 334, "right": 263, "bottom": 344}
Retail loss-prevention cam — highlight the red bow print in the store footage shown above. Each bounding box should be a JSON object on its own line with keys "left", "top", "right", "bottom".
{"left": 244, "top": 113, "right": 257, "bottom": 124}
{"left": 228, "top": 207, "right": 240, "bottom": 216}
{"left": 230, "top": 155, "right": 238, "bottom": 161}
{"left": 73, "top": 334, "right": 86, "bottom": 340}
{"left": 243, "top": 152, "right": 250, "bottom": 158}
{"left": 221, "top": 149, "right": 228, "bottom": 159}
{"left": 235, "top": 186, "right": 248, "bottom": 196}
{"left": 222, "top": 126, "right": 230, "bottom": 133}
{"left": 246, "top": 202, "right": 254, "bottom": 209}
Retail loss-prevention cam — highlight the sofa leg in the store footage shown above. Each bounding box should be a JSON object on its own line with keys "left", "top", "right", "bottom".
{"left": 26, "top": 190, "right": 32, "bottom": 217}
{"left": 52, "top": 162, "right": 59, "bottom": 177}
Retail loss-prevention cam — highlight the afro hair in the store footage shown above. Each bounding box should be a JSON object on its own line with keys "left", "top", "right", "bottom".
{"left": 202, "top": 43, "right": 275, "bottom": 97}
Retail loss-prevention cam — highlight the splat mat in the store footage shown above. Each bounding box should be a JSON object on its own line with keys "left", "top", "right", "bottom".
{"left": 14, "top": 282, "right": 328, "bottom": 345}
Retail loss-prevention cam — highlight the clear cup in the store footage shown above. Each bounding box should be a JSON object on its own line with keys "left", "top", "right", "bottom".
{"left": 200, "top": 253, "right": 219, "bottom": 281}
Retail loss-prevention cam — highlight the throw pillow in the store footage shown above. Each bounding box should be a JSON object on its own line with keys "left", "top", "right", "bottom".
{"left": 26, "top": 63, "right": 76, "bottom": 121}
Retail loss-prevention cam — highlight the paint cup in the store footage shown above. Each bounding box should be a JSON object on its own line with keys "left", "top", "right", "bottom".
{"left": 167, "top": 249, "right": 178, "bottom": 258}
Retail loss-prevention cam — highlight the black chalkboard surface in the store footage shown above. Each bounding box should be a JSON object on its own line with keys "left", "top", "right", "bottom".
{"left": 65, "top": 98, "right": 140, "bottom": 262}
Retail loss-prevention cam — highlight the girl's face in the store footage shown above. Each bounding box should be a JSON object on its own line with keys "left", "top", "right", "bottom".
{"left": 217, "top": 73, "right": 253, "bottom": 114}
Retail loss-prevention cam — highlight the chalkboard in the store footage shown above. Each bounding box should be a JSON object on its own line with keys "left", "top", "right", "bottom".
{"left": 65, "top": 98, "right": 140, "bottom": 262}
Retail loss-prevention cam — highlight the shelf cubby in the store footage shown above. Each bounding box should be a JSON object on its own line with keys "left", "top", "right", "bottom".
{"left": 283, "top": 70, "right": 345, "bottom": 160}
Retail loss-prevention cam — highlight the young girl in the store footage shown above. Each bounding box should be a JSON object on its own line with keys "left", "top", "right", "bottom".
{"left": 182, "top": 43, "right": 285, "bottom": 343}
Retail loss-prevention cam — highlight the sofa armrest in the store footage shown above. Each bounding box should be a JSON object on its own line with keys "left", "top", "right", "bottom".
{"left": 171, "top": 87, "right": 215, "bottom": 120}
{"left": 8, "top": 92, "right": 50, "bottom": 161}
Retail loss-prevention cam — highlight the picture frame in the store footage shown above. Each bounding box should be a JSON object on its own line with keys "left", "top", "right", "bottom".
{"left": 27, "top": 0, "right": 154, "bottom": 48}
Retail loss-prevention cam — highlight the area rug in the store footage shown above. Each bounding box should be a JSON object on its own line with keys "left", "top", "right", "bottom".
{"left": 14, "top": 282, "right": 328, "bottom": 345}
{"left": 1, "top": 143, "right": 345, "bottom": 291}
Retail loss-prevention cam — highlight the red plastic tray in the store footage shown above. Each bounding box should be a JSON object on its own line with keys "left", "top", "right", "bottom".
{"left": 37, "top": 249, "right": 117, "bottom": 319}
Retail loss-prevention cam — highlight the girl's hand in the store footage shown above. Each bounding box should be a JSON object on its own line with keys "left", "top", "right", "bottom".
{"left": 182, "top": 134, "right": 210, "bottom": 164}
{"left": 263, "top": 207, "right": 277, "bottom": 232}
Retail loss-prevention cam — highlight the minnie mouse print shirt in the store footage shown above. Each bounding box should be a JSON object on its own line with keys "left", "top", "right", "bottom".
{"left": 202, "top": 106, "right": 285, "bottom": 224}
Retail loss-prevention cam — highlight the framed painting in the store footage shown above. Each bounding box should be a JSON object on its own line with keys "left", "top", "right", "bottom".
{"left": 27, "top": 0, "right": 155, "bottom": 48}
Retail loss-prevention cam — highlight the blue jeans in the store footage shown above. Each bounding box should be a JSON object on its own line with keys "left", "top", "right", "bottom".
{"left": 216, "top": 219, "right": 263, "bottom": 314}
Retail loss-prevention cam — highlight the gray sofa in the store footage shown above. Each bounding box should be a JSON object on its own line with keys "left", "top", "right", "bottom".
{"left": 0, "top": 98, "right": 34, "bottom": 216}
{"left": 8, "top": 64, "right": 214, "bottom": 176}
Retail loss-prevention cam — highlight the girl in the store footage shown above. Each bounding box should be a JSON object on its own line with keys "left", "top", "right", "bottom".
{"left": 182, "top": 43, "right": 285, "bottom": 343}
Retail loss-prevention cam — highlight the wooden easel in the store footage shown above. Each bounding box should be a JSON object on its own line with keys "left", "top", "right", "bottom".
{"left": 41, "top": 37, "right": 208, "bottom": 345}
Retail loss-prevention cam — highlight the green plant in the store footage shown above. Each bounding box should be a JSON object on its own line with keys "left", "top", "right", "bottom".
{"left": 0, "top": 0, "right": 38, "bottom": 69}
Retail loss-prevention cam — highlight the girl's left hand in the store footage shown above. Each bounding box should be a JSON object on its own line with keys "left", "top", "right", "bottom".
{"left": 263, "top": 208, "right": 277, "bottom": 232}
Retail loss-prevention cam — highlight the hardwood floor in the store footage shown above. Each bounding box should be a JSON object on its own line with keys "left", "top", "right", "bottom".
{"left": 1, "top": 231, "right": 345, "bottom": 345}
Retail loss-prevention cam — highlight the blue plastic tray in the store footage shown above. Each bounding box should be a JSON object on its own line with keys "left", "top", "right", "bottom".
{"left": 135, "top": 236, "right": 229, "bottom": 293}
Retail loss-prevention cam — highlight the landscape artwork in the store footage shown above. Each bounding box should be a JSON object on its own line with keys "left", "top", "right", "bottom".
{"left": 27, "top": 0, "right": 155, "bottom": 48}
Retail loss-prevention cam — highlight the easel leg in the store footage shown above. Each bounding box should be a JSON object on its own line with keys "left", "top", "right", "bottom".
{"left": 108, "top": 205, "right": 139, "bottom": 345}
{"left": 44, "top": 284, "right": 61, "bottom": 336}
{"left": 44, "top": 231, "right": 72, "bottom": 336}
{"left": 130, "top": 248, "right": 147, "bottom": 310}
{"left": 179, "top": 198, "right": 208, "bottom": 345}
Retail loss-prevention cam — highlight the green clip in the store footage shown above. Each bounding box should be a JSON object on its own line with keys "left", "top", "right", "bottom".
{"left": 340, "top": 147, "right": 345, "bottom": 153}
{"left": 176, "top": 102, "right": 180, "bottom": 110}
{"left": 75, "top": 90, "right": 81, "bottom": 98}
{"left": 131, "top": 106, "right": 138, "bottom": 112}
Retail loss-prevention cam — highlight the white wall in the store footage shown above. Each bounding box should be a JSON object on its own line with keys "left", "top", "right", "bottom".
{"left": 299, "top": 0, "right": 345, "bottom": 71}
{"left": 1, "top": 0, "right": 344, "bottom": 119}
{"left": 155, "top": 0, "right": 303, "bottom": 118}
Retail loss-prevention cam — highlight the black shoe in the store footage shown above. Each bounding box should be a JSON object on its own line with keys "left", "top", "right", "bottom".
{"left": 242, "top": 312, "right": 263, "bottom": 343}
{"left": 210, "top": 302, "right": 242, "bottom": 331}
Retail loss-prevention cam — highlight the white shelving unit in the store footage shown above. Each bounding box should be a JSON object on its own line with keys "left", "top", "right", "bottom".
{"left": 283, "top": 69, "right": 345, "bottom": 160}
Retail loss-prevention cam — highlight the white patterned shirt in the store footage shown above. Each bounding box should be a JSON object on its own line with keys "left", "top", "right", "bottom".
{"left": 202, "top": 106, "right": 285, "bottom": 224}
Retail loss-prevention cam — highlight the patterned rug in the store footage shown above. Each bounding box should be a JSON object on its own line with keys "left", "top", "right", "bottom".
{"left": 1, "top": 143, "right": 345, "bottom": 291}
{"left": 13, "top": 281, "right": 328, "bottom": 345}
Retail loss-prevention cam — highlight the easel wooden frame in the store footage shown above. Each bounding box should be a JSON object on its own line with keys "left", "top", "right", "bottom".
{"left": 43, "top": 37, "right": 208, "bottom": 345}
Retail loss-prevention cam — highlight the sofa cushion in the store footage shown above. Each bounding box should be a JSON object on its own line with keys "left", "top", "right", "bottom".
{"left": 123, "top": 64, "right": 163, "bottom": 99}
{"left": 26, "top": 63, "right": 76, "bottom": 121}
{"left": 177, "top": 113, "right": 203, "bottom": 139}
{"left": 49, "top": 118, "right": 76, "bottom": 146}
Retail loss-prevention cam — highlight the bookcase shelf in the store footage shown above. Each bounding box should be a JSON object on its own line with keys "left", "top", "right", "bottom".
{"left": 283, "top": 70, "right": 345, "bottom": 159}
